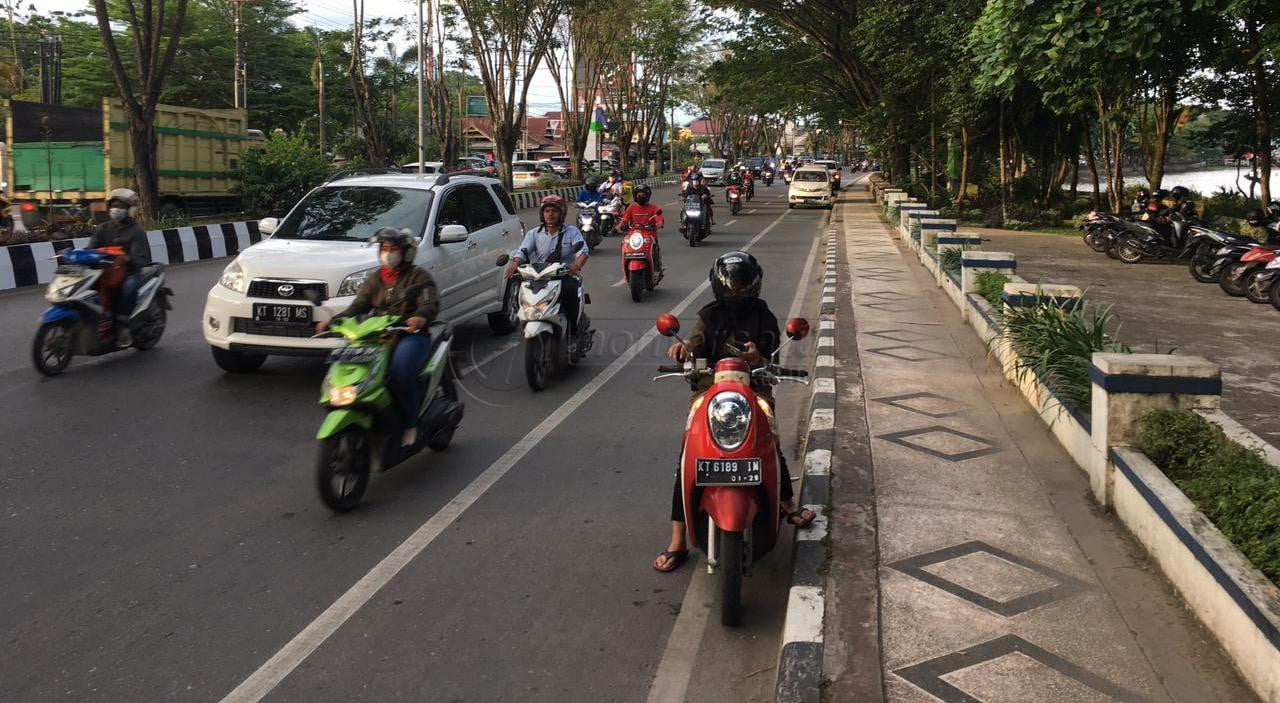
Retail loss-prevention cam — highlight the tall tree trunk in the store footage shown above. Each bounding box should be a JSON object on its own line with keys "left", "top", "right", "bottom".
{"left": 957, "top": 126, "right": 970, "bottom": 207}
{"left": 1148, "top": 78, "right": 1179, "bottom": 193}
{"left": 1082, "top": 118, "right": 1100, "bottom": 209}
{"left": 998, "top": 100, "right": 1008, "bottom": 225}
{"left": 1247, "top": 17, "right": 1272, "bottom": 208}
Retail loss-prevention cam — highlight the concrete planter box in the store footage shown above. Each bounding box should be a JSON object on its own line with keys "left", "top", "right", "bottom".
{"left": 940, "top": 266, "right": 964, "bottom": 310}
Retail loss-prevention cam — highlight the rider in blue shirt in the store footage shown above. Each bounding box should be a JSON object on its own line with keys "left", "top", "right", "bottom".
{"left": 505, "top": 195, "right": 592, "bottom": 336}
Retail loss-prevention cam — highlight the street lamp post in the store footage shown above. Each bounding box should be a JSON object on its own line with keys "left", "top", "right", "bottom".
{"left": 416, "top": 0, "right": 425, "bottom": 174}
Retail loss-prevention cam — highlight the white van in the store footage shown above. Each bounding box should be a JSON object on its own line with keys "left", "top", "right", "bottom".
{"left": 203, "top": 172, "right": 524, "bottom": 372}
{"left": 788, "top": 166, "right": 834, "bottom": 209}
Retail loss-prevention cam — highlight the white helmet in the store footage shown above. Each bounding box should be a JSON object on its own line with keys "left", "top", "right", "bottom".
{"left": 107, "top": 188, "right": 140, "bottom": 218}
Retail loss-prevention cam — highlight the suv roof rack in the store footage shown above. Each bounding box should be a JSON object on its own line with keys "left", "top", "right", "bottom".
{"left": 324, "top": 166, "right": 403, "bottom": 183}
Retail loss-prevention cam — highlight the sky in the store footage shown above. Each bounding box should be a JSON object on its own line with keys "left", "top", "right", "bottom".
{"left": 26, "top": 0, "right": 576, "bottom": 116}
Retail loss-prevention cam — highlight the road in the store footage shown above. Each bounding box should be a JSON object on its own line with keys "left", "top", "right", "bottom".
{"left": 0, "top": 180, "right": 835, "bottom": 702}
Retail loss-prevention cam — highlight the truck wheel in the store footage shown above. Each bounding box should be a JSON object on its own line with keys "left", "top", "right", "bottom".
{"left": 211, "top": 346, "right": 266, "bottom": 372}
{"left": 488, "top": 280, "right": 520, "bottom": 334}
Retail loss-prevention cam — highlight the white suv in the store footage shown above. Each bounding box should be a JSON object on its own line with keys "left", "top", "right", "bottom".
{"left": 203, "top": 172, "right": 523, "bottom": 372}
{"left": 788, "top": 166, "right": 834, "bottom": 209}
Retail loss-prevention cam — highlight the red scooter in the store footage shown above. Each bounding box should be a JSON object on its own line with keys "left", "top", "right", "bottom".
{"left": 726, "top": 184, "right": 744, "bottom": 216}
{"left": 622, "top": 220, "right": 660, "bottom": 302}
{"left": 654, "top": 313, "right": 810, "bottom": 625}
{"left": 1220, "top": 244, "right": 1279, "bottom": 302}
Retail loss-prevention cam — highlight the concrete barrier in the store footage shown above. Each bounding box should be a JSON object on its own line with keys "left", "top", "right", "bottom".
{"left": 1001, "top": 281, "right": 1082, "bottom": 311}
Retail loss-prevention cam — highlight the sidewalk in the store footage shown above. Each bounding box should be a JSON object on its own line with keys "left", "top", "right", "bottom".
{"left": 822, "top": 190, "right": 1256, "bottom": 702}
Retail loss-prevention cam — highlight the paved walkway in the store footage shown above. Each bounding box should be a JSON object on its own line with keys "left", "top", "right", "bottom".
{"left": 826, "top": 191, "right": 1256, "bottom": 702}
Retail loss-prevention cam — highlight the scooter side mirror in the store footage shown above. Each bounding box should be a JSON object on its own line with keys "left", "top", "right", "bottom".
{"left": 495, "top": 254, "right": 510, "bottom": 267}
{"left": 786, "top": 317, "right": 810, "bottom": 341}
{"left": 656, "top": 313, "right": 680, "bottom": 337}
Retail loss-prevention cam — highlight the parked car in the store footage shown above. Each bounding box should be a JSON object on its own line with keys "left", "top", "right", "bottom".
{"left": 512, "top": 160, "right": 555, "bottom": 188}
{"left": 788, "top": 166, "right": 834, "bottom": 209}
{"left": 700, "top": 158, "right": 727, "bottom": 183}
{"left": 545, "top": 157, "right": 571, "bottom": 176}
{"left": 203, "top": 172, "right": 524, "bottom": 372}
{"left": 401, "top": 161, "right": 445, "bottom": 175}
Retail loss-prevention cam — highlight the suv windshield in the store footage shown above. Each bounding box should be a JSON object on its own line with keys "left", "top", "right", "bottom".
{"left": 794, "top": 171, "right": 828, "bottom": 182}
{"left": 274, "top": 186, "right": 434, "bottom": 241}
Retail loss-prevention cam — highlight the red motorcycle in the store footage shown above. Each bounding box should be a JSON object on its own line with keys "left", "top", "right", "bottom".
{"left": 622, "top": 220, "right": 660, "bottom": 302}
{"left": 726, "top": 184, "right": 744, "bottom": 216}
{"left": 1220, "top": 244, "right": 1279, "bottom": 302}
{"left": 654, "top": 313, "right": 810, "bottom": 625}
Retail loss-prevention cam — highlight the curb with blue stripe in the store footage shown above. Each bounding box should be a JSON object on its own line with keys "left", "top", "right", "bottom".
{"left": 775, "top": 224, "right": 838, "bottom": 703}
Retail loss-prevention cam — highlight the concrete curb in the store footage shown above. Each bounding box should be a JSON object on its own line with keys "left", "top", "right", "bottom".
{"left": 0, "top": 220, "right": 262, "bottom": 292}
{"left": 775, "top": 223, "right": 839, "bottom": 703}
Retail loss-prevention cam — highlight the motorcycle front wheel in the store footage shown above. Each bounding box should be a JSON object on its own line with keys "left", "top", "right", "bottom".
{"left": 1270, "top": 277, "right": 1280, "bottom": 311}
{"left": 719, "top": 528, "right": 745, "bottom": 626}
{"left": 1083, "top": 231, "right": 1109, "bottom": 252}
{"left": 1188, "top": 251, "right": 1217, "bottom": 283}
{"left": 1219, "top": 264, "right": 1248, "bottom": 297}
{"left": 1117, "top": 241, "right": 1144, "bottom": 263}
{"left": 32, "top": 321, "right": 73, "bottom": 376}
{"left": 629, "top": 268, "right": 646, "bottom": 302}
{"left": 316, "top": 429, "right": 370, "bottom": 512}
{"left": 525, "top": 334, "right": 553, "bottom": 391}
{"left": 1245, "top": 272, "right": 1275, "bottom": 304}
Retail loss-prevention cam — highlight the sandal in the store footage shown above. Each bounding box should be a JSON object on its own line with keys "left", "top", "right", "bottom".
{"left": 653, "top": 549, "right": 690, "bottom": 573}
{"left": 784, "top": 508, "right": 816, "bottom": 529}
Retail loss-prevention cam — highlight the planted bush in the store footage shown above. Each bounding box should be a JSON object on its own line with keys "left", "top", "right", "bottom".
{"left": 1136, "top": 409, "right": 1280, "bottom": 585}
{"left": 940, "top": 247, "right": 962, "bottom": 273}
{"left": 999, "top": 294, "right": 1128, "bottom": 411}
{"left": 976, "top": 271, "right": 1008, "bottom": 309}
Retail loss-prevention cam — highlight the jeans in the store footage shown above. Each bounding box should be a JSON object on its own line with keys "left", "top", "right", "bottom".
{"left": 560, "top": 276, "right": 582, "bottom": 336}
{"left": 388, "top": 333, "right": 434, "bottom": 431}
{"left": 115, "top": 273, "right": 141, "bottom": 319}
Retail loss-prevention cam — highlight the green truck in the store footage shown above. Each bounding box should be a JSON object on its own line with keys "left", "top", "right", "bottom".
{"left": 4, "top": 99, "right": 250, "bottom": 216}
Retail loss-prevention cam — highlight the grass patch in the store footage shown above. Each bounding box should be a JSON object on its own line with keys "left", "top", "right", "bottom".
{"left": 1136, "top": 410, "right": 1280, "bottom": 585}
{"left": 975, "top": 271, "right": 1009, "bottom": 309}
{"left": 940, "top": 247, "right": 962, "bottom": 273}
{"left": 999, "top": 294, "right": 1128, "bottom": 411}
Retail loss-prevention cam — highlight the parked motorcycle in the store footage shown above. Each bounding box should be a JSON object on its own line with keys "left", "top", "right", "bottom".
{"left": 727, "top": 184, "right": 744, "bottom": 216}
{"left": 1208, "top": 207, "right": 1280, "bottom": 295}
{"left": 681, "top": 193, "right": 712, "bottom": 247}
{"left": 504, "top": 246, "right": 595, "bottom": 390}
{"left": 1218, "top": 244, "right": 1278, "bottom": 299}
{"left": 1112, "top": 211, "right": 1194, "bottom": 263}
{"left": 622, "top": 220, "right": 661, "bottom": 302}
{"left": 1187, "top": 224, "right": 1256, "bottom": 283}
{"left": 311, "top": 303, "right": 463, "bottom": 512}
{"left": 653, "top": 312, "right": 810, "bottom": 626}
{"left": 575, "top": 201, "right": 602, "bottom": 249}
{"left": 33, "top": 247, "right": 173, "bottom": 375}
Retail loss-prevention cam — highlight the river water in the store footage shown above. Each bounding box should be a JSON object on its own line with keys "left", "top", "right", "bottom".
{"left": 1078, "top": 167, "right": 1280, "bottom": 197}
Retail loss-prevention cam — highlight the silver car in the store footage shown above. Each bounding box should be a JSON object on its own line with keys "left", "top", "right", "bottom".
{"left": 700, "top": 158, "right": 727, "bottom": 183}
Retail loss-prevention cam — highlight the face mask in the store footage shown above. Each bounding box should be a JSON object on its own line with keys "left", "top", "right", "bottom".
{"left": 109, "top": 208, "right": 127, "bottom": 222}
{"left": 380, "top": 250, "right": 403, "bottom": 268}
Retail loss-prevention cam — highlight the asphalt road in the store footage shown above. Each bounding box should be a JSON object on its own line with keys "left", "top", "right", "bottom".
{"left": 0, "top": 179, "right": 837, "bottom": 702}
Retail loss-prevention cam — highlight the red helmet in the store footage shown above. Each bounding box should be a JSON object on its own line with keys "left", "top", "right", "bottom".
{"left": 540, "top": 194, "right": 567, "bottom": 221}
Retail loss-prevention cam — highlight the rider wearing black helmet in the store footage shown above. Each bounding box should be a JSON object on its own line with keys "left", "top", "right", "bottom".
{"left": 618, "top": 183, "right": 666, "bottom": 276}
{"left": 1132, "top": 187, "right": 1151, "bottom": 214}
{"left": 685, "top": 169, "right": 715, "bottom": 224}
{"left": 317, "top": 227, "right": 441, "bottom": 447}
{"left": 653, "top": 252, "right": 814, "bottom": 573}
{"left": 1169, "top": 185, "right": 1197, "bottom": 218}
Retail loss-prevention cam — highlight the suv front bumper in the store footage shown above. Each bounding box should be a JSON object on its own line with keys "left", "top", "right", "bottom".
{"left": 203, "top": 284, "right": 352, "bottom": 354}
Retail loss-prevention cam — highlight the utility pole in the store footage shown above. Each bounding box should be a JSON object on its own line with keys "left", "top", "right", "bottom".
{"left": 316, "top": 42, "right": 326, "bottom": 155}
{"left": 415, "top": 0, "right": 425, "bottom": 173}
{"left": 669, "top": 105, "right": 675, "bottom": 173}
{"left": 233, "top": 0, "right": 256, "bottom": 111}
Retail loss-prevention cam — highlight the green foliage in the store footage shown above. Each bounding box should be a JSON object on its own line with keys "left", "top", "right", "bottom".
{"left": 238, "top": 133, "right": 332, "bottom": 217}
{"left": 976, "top": 271, "right": 1009, "bottom": 308}
{"left": 940, "top": 247, "right": 963, "bottom": 273}
{"left": 999, "top": 295, "right": 1129, "bottom": 410}
{"left": 1136, "top": 410, "right": 1280, "bottom": 585}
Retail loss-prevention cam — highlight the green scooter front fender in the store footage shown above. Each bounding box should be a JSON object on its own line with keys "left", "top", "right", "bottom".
{"left": 316, "top": 409, "right": 374, "bottom": 440}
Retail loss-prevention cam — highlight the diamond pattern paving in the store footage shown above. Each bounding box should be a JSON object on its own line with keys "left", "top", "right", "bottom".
{"left": 864, "top": 329, "right": 934, "bottom": 343}
{"left": 873, "top": 391, "right": 962, "bottom": 418}
{"left": 888, "top": 541, "right": 1085, "bottom": 616}
{"left": 877, "top": 425, "right": 998, "bottom": 460}
{"left": 865, "top": 345, "right": 946, "bottom": 363}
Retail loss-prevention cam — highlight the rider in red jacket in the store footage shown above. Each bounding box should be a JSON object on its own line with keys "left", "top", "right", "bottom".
{"left": 618, "top": 184, "right": 665, "bottom": 277}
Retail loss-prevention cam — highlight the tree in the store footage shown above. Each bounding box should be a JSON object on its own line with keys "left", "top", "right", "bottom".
{"left": 545, "top": 0, "right": 621, "bottom": 179}
{"left": 91, "top": 0, "right": 191, "bottom": 219}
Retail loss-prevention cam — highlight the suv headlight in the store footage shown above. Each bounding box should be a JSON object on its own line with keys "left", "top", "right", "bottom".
{"left": 219, "top": 260, "right": 246, "bottom": 293}
{"left": 337, "top": 266, "right": 379, "bottom": 297}
{"left": 707, "top": 391, "right": 752, "bottom": 451}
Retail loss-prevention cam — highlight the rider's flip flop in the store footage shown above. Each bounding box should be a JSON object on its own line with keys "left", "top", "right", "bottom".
{"left": 653, "top": 549, "right": 689, "bottom": 573}
{"left": 784, "top": 508, "right": 816, "bottom": 529}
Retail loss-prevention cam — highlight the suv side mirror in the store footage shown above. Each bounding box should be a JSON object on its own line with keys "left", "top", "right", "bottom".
{"left": 258, "top": 217, "right": 278, "bottom": 236}
{"left": 438, "top": 224, "right": 469, "bottom": 244}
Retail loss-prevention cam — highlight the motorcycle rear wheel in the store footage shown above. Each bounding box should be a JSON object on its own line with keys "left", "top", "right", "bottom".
{"left": 1245, "top": 271, "right": 1274, "bottom": 304}
{"left": 1084, "top": 231, "right": 1109, "bottom": 252}
{"left": 1188, "top": 252, "right": 1217, "bottom": 283}
{"left": 719, "top": 528, "right": 744, "bottom": 627}
{"left": 1270, "top": 277, "right": 1280, "bottom": 311}
{"left": 1218, "top": 264, "right": 1248, "bottom": 297}
{"left": 132, "top": 304, "right": 166, "bottom": 350}
{"left": 629, "top": 269, "right": 646, "bottom": 302}
{"left": 1105, "top": 243, "right": 1121, "bottom": 259}
{"left": 525, "top": 334, "right": 552, "bottom": 391}
{"left": 1117, "top": 241, "right": 1144, "bottom": 264}
{"left": 32, "top": 321, "right": 73, "bottom": 376}
{"left": 426, "top": 367, "right": 460, "bottom": 451}
{"left": 316, "top": 429, "right": 370, "bottom": 512}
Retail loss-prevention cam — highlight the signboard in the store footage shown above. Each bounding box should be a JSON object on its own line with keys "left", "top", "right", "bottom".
{"left": 465, "top": 96, "right": 488, "bottom": 118}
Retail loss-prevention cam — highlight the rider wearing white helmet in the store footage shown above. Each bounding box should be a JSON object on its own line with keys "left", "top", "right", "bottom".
{"left": 89, "top": 188, "right": 151, "bottom": 347}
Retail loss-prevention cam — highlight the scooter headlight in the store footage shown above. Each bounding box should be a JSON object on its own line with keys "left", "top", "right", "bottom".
{"left": 628, "top": 232, "right": 644, "bottom": 249}
{"left": 219, "top": 260, "right": 247, "bottom": 293}
{"left": 707, "top": 391, "right": 752, "bottom": 451}
{"left": 327, "top": 385, "right": 358, "bottom": 406}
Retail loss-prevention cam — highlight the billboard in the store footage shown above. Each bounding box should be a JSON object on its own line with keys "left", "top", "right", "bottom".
{"left": 465, "top": 96, "right": 488, "bottom": 117}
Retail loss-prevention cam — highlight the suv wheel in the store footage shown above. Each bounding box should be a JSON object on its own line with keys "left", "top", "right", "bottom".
{"left": 211, "top": 346, "right": 267, "bottom": 373}
{"left": 488, "top": 280, "right": 520, "bottom": 334}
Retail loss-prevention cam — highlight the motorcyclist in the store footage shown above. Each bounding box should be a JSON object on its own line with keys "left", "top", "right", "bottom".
{"left": 315, "top": 228, "right": 441, "bottom": 447}
{"left": 618, "top": 184, "right": 665, "bottom": 278}
{"left": 88, "top": 188, "right": 151, "bottom": 348}
{"left": 597, "top": 169, "right": 625, "bottom": 202}
{"left": 1131, "top": 187, "right": 1151, "bottom": 214}
{"left": 652, "top": 252, "right": 815, "bottom": 573}
{"left": 1169, "top": 185, "right": 1197, "bottom": 219}
{"left": 684, "top": 169, "right": 715, "bottom": 225}
{"left": 575, "top": 177, "right": 604, "bottom": 231}
{"left": 505, "top": 195, "right": 592, "bottom": 337}
{"left": 743, "top": 167, "right": 756, "bottom": 199}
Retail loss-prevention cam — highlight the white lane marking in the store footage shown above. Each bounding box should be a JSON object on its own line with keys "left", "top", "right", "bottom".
{"left": 221, "top": 206, "right": 801, "bottom": 703}
{"left": 612, "top": 278, "right": 627, "bottom": 288}
{"left": 782, "top": 586, "right": 824, "bottom": 644}
{"left": 645, "top": 208, "right": 814, "bottom": 703}
{"left": 724, "top": 219, "right": 737, "bottom": 227}
{"left": 795, "top": 505, "right": 828, "bottom": 542}
{"left": 787, "top": 237, "right": 821, "bottom": 326}
{"left": 805, "top": 449, "right": 831, "bottom": 476}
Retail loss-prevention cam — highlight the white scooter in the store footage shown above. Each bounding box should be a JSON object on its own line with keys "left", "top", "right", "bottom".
{"left": 500, "top": 243, "right": 595, "bottom": 391}
{"left": 599, "top": 195, "right": 622, "bottom": 238}
{"left": 575, "top": 200, "right": 602, "bottom": 250}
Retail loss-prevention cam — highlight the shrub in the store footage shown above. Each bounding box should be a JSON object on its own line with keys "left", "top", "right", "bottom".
{"left": 239, "top": 132, "right": 332, "bottom": 217}
{"left": 1004, "top": 219, "right": 1032, "bottom": 231}
{"left": 940, "top": 247, "right": 962, "bottom": 273}
{"left": 998, "top": 294, "right": 1129, "bottom": 411}
{"left": 1203, "top": 187, "right": 1254, "bottom": 220}
{"left": 962, "top": 208, "right": 985, "bottom": 223}
{"left": 1136, "top": 409, "right": 1280, "bottom": 585}
{"left": 976, "top": 271, "right": 1008, "bottom": 309}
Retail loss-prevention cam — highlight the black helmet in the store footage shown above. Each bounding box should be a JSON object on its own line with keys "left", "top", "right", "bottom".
{"left": 1134, "top": 188, "right": 1151, "bottom": 202}
{"left": 710, "top": 251, "right": 763, "bottom": 302}
{"left": 585, "top": 176, "right": 601, "bottom": 190}
{"left": 609, "top": 169, "right": 621, "bottom": 179}
{"left": 371, "top": 227, "right": 417, "bottom": 261}
{"left": 1170, "top": 185, "right": 1190, "bottom": 202}
{"left": 634, "top": 184, "right": 652, "bottom": 205}
{"left": 1244, "top": 208, "right": 1267, "bottom": 227}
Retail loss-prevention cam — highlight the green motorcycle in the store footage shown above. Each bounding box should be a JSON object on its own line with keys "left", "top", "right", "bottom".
{"left": 315, "top": 313, "right": 463, "bottom": 511}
